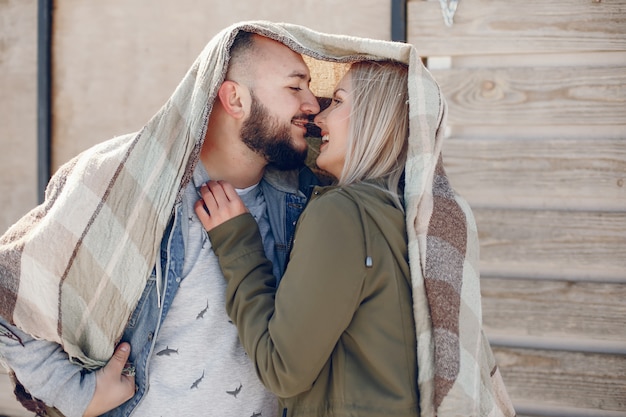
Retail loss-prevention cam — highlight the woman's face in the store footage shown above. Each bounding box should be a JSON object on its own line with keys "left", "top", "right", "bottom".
{"left": 313, "top": 71, "right": 352, "bottom": 179}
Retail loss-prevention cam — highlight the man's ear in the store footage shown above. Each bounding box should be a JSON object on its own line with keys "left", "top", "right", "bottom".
{"left": 217, "top": 81, "right": 247, "bottom": 119}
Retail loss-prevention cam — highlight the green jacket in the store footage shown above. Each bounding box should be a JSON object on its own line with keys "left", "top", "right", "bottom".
{"left": 208, "top": 182, "right": 419, "bottom": 417}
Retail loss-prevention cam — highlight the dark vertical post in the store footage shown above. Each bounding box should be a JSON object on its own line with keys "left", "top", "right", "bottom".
{"left": 391, "top": 0, "right": 407, "bottom": 42}
{"left": 37, "top": 0, "right": 52, "bottom": 203}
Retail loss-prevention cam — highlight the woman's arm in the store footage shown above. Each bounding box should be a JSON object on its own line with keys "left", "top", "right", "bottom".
{"left": 201, "top": 183, "right": 366, "bottom": 398}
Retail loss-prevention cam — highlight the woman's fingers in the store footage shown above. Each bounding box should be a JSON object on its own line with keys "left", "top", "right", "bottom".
{"left": 216, "top": 180, "right": 240, "bottom": 202}
{"left": 194, "top": 180, "right": 249, "bottom": 231}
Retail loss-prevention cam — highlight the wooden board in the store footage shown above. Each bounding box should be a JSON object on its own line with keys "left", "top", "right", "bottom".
{"left": 407, "top": 0, "right": 626, "bottom": 56}
{"left": 442, "top": 137, "right": 626, "bottom": 211}
{"left": 473, "top": 208, "right": 626, "bottom": 282}
{"left": 429, "top": 66, "right": 626, "bottom": 127}
{"left": 493, "top": 347, "right": 626, "bottom": 412}
{"left": 481, "top": 278, "right": 626, "bottom": 345}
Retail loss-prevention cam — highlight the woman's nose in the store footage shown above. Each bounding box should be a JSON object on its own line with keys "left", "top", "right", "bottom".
{"left": 314, "top": 108, "right": 327, "bottom": 127}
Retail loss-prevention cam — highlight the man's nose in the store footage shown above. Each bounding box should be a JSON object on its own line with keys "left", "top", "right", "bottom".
{"left": 302, "top": 89, "right": 320, "bottom": 115}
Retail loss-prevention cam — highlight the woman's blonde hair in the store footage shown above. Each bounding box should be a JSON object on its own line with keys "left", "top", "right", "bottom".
{"left": 337, "top": 60, "right": 409, "bottom": 209}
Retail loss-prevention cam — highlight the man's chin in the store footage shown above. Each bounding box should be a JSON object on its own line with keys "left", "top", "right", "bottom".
{"left": 290, "top": 129, "right": 308, "bottom": 144}
{"left": 291, "top": 135, "right": 309, "bottom": 152}
{"left": 286, "top": 133, "right": 310, "bottom": 155}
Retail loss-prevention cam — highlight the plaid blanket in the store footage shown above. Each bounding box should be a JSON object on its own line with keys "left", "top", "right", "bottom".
{"left": 0, "top": 21, "right": 514, "bottom": 416}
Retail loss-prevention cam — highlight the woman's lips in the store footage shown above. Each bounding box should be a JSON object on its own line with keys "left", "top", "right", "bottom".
{"left": 319, "top": 134, "right": 329, "bottom": 151}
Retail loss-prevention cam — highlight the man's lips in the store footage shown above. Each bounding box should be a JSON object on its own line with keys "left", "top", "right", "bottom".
{"left": 291, "top": 119, "right": 308, "bottom": 131}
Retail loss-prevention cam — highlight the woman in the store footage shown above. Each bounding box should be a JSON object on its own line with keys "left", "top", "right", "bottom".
{"left": 195, "top": 60, "right": 418, "bottom": 417}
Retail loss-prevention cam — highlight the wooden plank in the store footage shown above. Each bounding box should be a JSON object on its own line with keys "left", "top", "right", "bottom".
{"left": 429, "top": 66, "right": 626, "bottom": 127}
{"left": 445, "top": 125, "right": 626, "bottom": 142}
{"left": 514, "top": 402, "right": 626, "bottom": 417}
{"left": 473, "top": 208, "right": 626, "bottom": 282}
{"left": 451, "top": 51, "right": 626, "bottom": 70}
{"left": 442, "top": 137, "right": 626, "bottom": 211}
{"left": 489, "top": 333, "right": 626, "bottom": 356}
{"left": 493, "top": 347, "right": 626, "bottom": 411}
{"left": 481, "top": 278, "right": 626, "bottom": 344}
{"left": 407, "top": 0, "right": 626, "bottom": 56}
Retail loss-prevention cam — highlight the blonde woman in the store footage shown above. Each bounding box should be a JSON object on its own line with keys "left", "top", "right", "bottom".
{"left": 195, "top": 60, "right": 418, "bottom": 417}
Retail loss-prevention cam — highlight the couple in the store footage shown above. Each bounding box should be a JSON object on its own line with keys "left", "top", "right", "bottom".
{"left": 0, "top": 21, "right": 513, "bottom": 417}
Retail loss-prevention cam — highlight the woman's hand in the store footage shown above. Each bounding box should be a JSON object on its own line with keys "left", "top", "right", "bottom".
{"left": 83, "top": 343, "right": 135, "bottom": 417}
{"left": 194, "top": 180, "right": 248, "bottom": 232}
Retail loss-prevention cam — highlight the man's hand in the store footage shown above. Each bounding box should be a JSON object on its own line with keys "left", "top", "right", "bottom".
{"left": 195, "top": 180, "right": 248, "bottom": 231}
{"left": 83, "top": 342, "right": 136, "bottom": 417}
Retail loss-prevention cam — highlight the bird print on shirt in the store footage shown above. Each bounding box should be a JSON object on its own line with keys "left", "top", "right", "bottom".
{"left": 250, "top": 412, "right": 262, "bottom": 417}
{"left": 156, "top": 346, "right": 178, "bottom": 356}
{"left": 196, "top": 300, "right": 209, "bottom": 319}
{"left": 226, "top": 383, "right": 243, "bottom": 398}
{"left": 190, "top": 370, "right": 205, "bottom": 389}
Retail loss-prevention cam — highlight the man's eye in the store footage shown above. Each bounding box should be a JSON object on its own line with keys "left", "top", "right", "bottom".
{"left": 290, "top": 87, "right": 302, "bottom": 91}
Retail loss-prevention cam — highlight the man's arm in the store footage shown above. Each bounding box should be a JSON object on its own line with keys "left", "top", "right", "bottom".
{"left": 0, "top": 316, "right": 95, "bottom": 416}
{"left": 0, "top": 317, "right": 135, "bottom": 417}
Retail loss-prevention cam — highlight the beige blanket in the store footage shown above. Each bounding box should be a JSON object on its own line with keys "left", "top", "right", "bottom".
{"left": 0, "top": 21, "right": 514, "bottom": 416}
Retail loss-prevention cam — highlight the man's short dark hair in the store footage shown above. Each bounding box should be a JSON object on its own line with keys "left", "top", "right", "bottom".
{"left": 229, "top": 31, "right": 255, "bottom": 66}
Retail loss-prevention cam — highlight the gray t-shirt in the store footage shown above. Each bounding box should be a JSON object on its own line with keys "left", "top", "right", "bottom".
{"left": 132, "top": 164, "right": 277, "bottom": 417}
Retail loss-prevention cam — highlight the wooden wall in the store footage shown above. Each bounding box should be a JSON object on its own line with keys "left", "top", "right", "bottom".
{"left": 408, "top": 0, "right": 626, "bottom": 415}
{"left": 0, "top": 0, "right": 37, "bottom": 236}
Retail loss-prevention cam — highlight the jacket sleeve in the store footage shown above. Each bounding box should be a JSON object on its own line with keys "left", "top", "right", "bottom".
{"left": 0, "top": 316, "right": 95, "bottom": 417}
{"left": 208, "top": 195, "right": 367, "bottom": 398}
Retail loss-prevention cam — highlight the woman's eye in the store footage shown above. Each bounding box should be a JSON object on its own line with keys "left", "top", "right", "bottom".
{"left": 332, "top": 98, "right": 342, "bottom": 105}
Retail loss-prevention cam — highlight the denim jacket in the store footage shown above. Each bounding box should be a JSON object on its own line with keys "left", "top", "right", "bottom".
{"left": 0, "top": 166, "right": 318, "bottom": 417}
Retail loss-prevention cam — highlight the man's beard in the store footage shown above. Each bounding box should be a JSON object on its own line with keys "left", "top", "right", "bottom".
{"left": 240, "top": 92, "right": 308, "bottom": 171}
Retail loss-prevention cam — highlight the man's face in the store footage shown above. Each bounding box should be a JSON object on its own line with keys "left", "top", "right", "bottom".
{"left": 241, "top": 91, "right": 308, "bottom": 170}
{"left": 241, "top": 36, "right": 320, "bottom": 170}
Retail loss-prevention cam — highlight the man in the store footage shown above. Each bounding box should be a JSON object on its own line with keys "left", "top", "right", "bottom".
{"left": 0, "top": 29, "right": 320, "bottom": 417}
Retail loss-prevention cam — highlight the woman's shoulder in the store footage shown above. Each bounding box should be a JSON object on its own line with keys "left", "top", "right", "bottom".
{"left": 301, "top": 186, "right": 363, "bottom": 225}
{"left": 307, "top": 186, "right": 357, "bottom": 211}
{"left": 314, "top": 182, "right": 393, "bottom": 204}
{"left": 307, "top": 183, "right": 395, "bottom": 221}
{"left": 309, "top": 185, "right": 364, "bottom": 210}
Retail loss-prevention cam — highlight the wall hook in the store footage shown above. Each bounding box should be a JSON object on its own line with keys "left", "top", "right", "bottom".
{"left": 439, "top": 0, "right": 459, "bottom": 27}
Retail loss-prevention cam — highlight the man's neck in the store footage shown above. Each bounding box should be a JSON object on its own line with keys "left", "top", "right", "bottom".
{"left": 199, "top": 133, "right": 266, "bottom": 189}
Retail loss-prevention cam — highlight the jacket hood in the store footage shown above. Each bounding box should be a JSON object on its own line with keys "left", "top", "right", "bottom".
{"left": 333, "top": 182, "right": 406, "bottom": 271}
